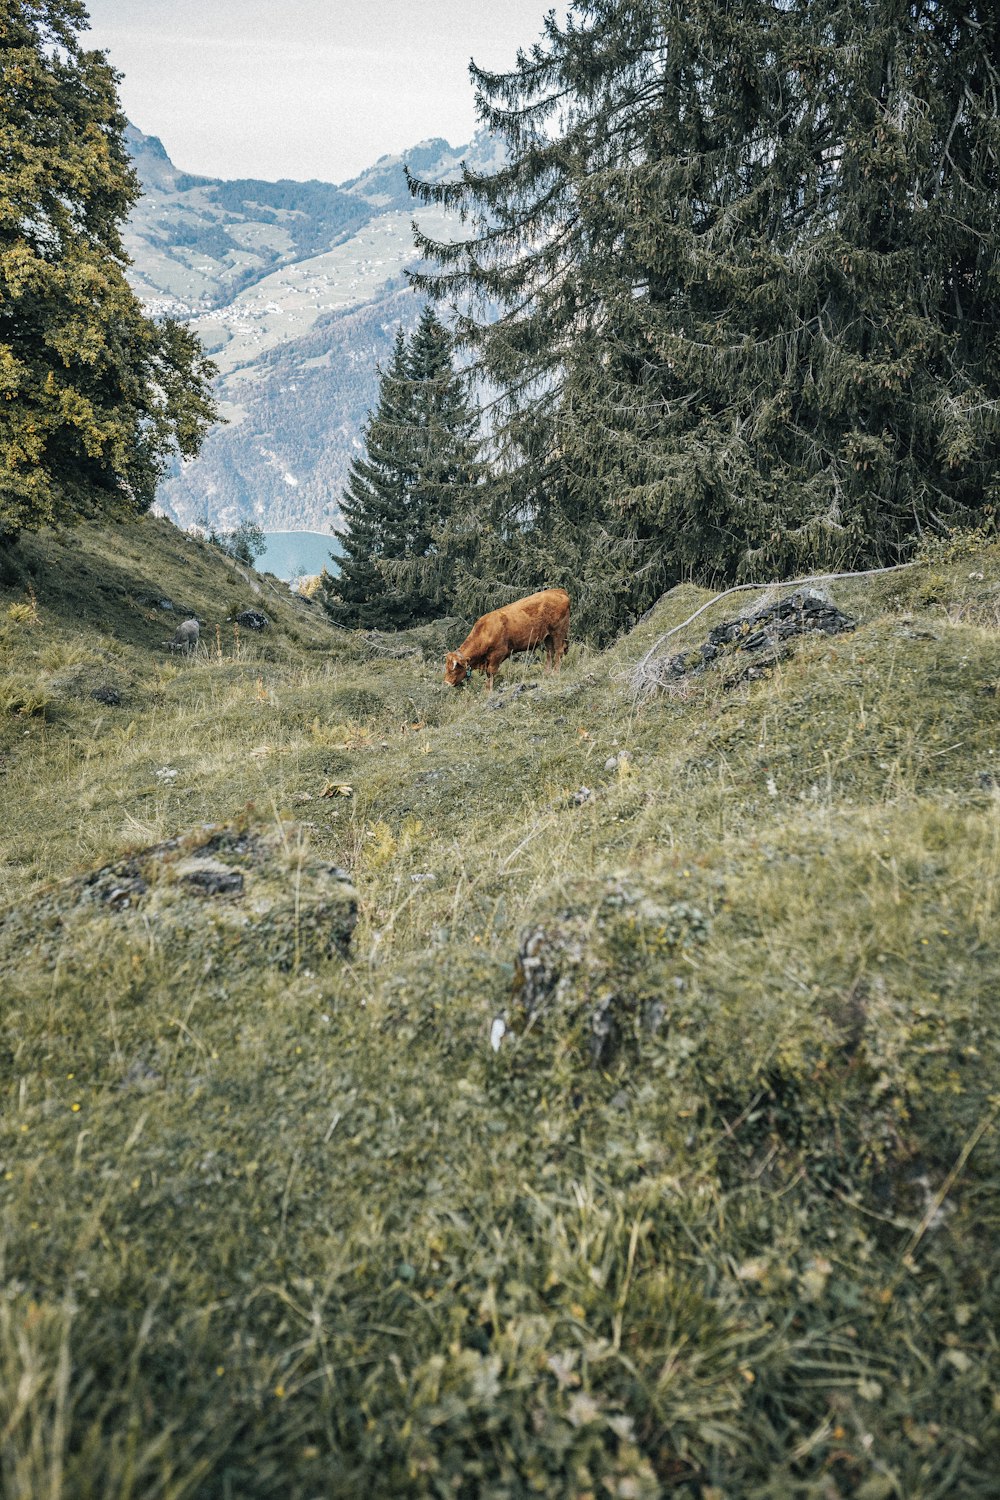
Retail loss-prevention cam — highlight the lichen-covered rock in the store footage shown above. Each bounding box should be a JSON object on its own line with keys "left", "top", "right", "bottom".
{"left": 0, "top": 818, "right": 357, "bottom": 975}
{"left": 235, "top": 610, "right": 270, "bottom": 632}
{"left": 659, "top": 588, "right": 856, "bottom": 682}
{"left": 510, "top": 878, "right": 711, "bottom": 1066}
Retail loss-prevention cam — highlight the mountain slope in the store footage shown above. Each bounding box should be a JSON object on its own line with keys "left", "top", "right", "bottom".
{"left": 123, "top": 125, "right": 373, "bottom": 315}
{"left": 124, "top": 127, "right": 493, "bottom": 534}
{"left": 1, "top": 517, "right": 999, "bottom": 1494}
{"left": 162, "top": 285, "right": 423, "bottom": 534}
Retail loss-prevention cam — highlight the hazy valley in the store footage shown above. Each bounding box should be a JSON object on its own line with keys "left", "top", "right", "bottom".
{"left": 124, "top": 125, "right": 500, "bottom": 538}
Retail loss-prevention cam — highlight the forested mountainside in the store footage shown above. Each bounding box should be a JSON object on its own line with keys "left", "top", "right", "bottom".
{"left": 158, "top": 286, "right": 423, "bottom": 534}
{"left": 124, "top": 126, "right": 503, "bottom": 534}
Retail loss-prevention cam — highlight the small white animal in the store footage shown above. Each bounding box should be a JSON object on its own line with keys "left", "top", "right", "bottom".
{"left": 164, "top": 618, "right": 200, "bottom": 654}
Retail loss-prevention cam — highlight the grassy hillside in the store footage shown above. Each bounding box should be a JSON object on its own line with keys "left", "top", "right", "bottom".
{"left": 1, "top": 518, "right": 999, "bottom": 1497}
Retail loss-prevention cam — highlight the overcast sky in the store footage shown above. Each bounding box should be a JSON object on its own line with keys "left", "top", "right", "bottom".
{"left": 83, "top": 0, "right": 556, "bottom": 184}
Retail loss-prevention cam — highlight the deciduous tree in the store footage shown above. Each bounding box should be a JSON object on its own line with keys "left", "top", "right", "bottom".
{"left": 0, "top": 0, "right": 217, "bottom": 537}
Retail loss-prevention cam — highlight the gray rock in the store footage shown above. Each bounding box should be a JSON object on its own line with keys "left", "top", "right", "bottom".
{"left": 659, "top": 588, "right": 856, "bottom": 682}
{"left": 177, "top": 859, "right": 245, "bottom": 896}
{"left": 82, "top": 857, "right": 149, "bottom": 909}
{"left": 512, "top": 879, "right": 710, "bottom": 1066}
{"left": 0, "top": 819, "right": 357, "bottom": 974}
{"left": 899, "top": 625, "right": 940, "bottom": 641}
{"left": 235, "top": 610, "right": 270, "bottom": 632}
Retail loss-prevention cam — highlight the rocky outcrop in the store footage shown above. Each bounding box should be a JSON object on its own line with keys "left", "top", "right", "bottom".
{"left": 509, "top": 878, "right": 711, "bottom": 1066}
{"left": 657, "top": 588, "right": 856, "bottom": 683}
{"left": 0, "top": 819, "right": 357, "bottom": 975}
{"left": 235, "top": 610, "right": 270, "bottom": 632}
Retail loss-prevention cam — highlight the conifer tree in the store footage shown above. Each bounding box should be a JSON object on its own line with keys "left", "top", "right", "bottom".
{"left": 0, "top": 0, "right": 217, "bottom": 539}
{"left": 330, "top": 329, "right": 417, "bottom": 628}
{"left": 411, "top": 1, "right": 1000, "bottom": 633}
{"left": 384, "top": 303, "right": 482, "bottom": 613}
{"left": 328, "top": 309, "right": 480, "bottom": 629}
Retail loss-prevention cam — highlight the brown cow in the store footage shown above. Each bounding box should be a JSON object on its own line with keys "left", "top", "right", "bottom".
{"left": 444, "top": 588, "right": 570, "bottom": 691}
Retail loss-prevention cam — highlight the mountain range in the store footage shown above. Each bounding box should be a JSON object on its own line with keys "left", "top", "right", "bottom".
{"left": 124, "top": 125, "right": 501, "bottom": 534}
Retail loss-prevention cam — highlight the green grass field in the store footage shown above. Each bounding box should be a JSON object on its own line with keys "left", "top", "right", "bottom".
{"left": 1, "top": 517, "right": 998, "bottom": 1497}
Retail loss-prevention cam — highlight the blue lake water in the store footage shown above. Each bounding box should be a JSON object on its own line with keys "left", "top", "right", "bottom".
{"left": 259, "top": 531, "right": 341, "bottom": 581}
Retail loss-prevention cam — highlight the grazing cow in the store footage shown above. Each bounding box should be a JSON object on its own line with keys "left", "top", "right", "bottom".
{"left": 164, "top": 618, "right": 200, "bottom": 654}
{"left": 444, "top": 588, "right": 570, "bottom": 691}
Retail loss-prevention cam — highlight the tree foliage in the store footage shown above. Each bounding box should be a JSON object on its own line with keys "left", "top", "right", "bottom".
{"left": 328, "top": 307, "right": 481, "bottom": 629}
{"left": 208, "top": 516, "right": 266, "bottom": 567}
{"left": 411, "top": 0, "right": 1000, "bottom": 637}
{"left": 0, "top": 0, "right": 217, "bottom": 537}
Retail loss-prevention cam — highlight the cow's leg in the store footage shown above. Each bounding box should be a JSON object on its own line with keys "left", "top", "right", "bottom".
{"left": 544, "top": 632, "right": 555, "bottom": 673}
{"left": 553, "top": 623, "right": 568, "bottom": 671}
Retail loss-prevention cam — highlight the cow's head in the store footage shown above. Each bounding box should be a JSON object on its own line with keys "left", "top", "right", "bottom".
{"left": 444, "top": 651, "right": 471, "bottom": 686}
